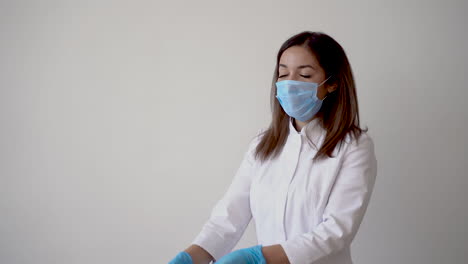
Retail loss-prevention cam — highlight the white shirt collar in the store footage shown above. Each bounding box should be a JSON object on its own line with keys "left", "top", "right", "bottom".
{"left": 288, "top": 116, "right": 325, "bottom": 150}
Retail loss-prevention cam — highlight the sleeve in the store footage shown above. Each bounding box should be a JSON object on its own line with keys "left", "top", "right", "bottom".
{"left": 191, "top": 129, "right": 264, "bottom": 262}
{"left": 279, "top": 132, "right": 378, "bottom": 264}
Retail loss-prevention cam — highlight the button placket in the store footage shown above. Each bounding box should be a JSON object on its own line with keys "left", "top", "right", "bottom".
{"left": 278, "top": 135, "right": 302, "bottom": 241}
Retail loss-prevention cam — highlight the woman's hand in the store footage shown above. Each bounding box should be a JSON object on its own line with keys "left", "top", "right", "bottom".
{"left": 168, "top": 251, "right": 193, "bottom": 264}
{"left": 215, "top": 245, "right": 266, "bottom": 264}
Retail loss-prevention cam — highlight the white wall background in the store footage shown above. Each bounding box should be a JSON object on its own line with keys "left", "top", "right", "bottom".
{"left": 1, "top": 0, "right": 467, "bottom": 263}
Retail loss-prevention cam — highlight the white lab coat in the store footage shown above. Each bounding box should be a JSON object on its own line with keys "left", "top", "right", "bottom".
{"left": 192, "top": 116, "right": 377, "bottom": 264}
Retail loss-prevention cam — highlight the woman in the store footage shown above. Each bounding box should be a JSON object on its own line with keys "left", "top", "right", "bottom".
{"left": 169, "top": 31, "right": 378, "bottom": 264}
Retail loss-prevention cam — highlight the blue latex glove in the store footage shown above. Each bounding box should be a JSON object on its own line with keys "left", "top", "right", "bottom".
{"left": 168, "top": 251, "right": 193, "bottom": 264}
{"left": 215, "top": 245, "right": 266, "bottom": 264}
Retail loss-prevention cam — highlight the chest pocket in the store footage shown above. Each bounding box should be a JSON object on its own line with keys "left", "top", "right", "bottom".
{"left": 307, "top": 153, "right": 344, "bottom": 225}
{"left": 249, "top": 161, "right": 282, "bottom": 223}
{"left": 287, "top": 146, "right": 345, "bottom": 227}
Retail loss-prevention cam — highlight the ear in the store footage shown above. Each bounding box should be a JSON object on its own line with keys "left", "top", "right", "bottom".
{"left": 327, "top": 83, "right": 338, "bottom": 93}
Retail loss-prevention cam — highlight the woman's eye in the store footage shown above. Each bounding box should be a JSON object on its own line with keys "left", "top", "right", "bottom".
{"left": 278, "top": 74, "right": 311, "bottom": 78}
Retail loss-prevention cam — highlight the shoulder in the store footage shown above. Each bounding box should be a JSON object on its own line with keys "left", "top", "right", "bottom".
{"left": 344, "top": 129, "right": 374, "bottom": 150}
{"left": 339, "top": 130, "right": 376, "bottom": 161}
{"left": 244, "top": 127, "right": 267, "bottom": 163}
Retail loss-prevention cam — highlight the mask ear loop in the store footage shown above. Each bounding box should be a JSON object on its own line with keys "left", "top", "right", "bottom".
{"left": 305, "top": 76, "right": 332, "bottom": 149}
{"left": 318, "top": 75, "right": 333, "bottom": 86}
{"left": 318, "top": 75, "right": 333, "bottom": 101}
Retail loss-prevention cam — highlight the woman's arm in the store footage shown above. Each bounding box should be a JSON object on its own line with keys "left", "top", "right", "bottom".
{"left": 189, "top": 129, "right": 265, "bottom": 261}
{"left": 262, "top": 244, "right": 291, "bottom": 264}
{"left": 184, "top": 244, "right": 214, "bottom": 264}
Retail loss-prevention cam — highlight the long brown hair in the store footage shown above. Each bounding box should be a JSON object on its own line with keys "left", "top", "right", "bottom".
{"left": 254, "top": 31, "right": 367, "bottom": 163}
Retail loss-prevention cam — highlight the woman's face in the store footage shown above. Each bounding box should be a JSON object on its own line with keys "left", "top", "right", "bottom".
{"left": 277, "top": 45, "right": 334, "bottom": 100}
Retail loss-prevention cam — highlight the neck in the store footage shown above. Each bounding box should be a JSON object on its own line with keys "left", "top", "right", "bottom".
{"left": 293, "top": 116, "right": 319, "bottom": 132}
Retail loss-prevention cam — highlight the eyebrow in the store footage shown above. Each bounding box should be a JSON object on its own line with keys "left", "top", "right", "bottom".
{"left": 279, "top": 64, "right": 316, "bottom": 70}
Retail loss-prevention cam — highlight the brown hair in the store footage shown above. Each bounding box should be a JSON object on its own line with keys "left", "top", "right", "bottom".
{"left": 254, "top": 31, "right": 367, "bottom": 163}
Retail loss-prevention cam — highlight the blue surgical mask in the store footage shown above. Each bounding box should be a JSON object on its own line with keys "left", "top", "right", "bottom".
{"left": 275, "top": 76, "right": 332, "bottom": 122}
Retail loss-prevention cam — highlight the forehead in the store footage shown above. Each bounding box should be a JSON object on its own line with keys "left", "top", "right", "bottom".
{"left": 279, "top": 45, "right": 319, "bottom": 67}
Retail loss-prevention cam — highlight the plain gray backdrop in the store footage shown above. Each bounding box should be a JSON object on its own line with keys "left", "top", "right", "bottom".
{"left": 1, "top": 0, "right": 467, "bottom": 263}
